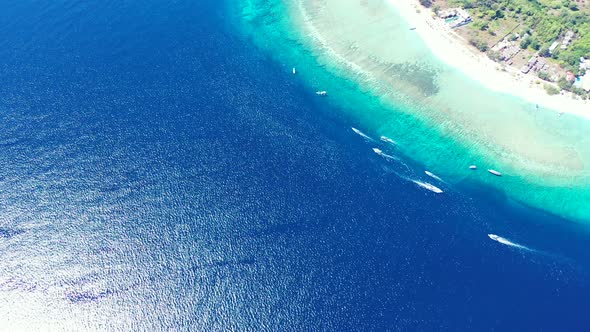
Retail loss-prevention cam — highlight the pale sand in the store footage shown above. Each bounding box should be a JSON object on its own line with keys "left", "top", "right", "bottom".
{"left": 289, "top": 0, "right": 590, "bottom": 177}
{"left": 274, "top": 0, "right": 590, "bottom": 220}
{"left": 389, "top": 0, "right": 590, "bottom": 119}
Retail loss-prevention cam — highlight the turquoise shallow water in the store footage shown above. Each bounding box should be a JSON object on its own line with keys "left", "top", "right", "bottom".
{"left": 3, "top": 0, "right": 590, "bottom": 329}
{"left": 234, "top": 0, "right": 590, "bottom": 223}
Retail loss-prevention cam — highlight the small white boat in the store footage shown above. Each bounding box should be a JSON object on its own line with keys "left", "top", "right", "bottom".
{"left": 316, "top": 90, "right": 327, "bottom": 96}
{"left": 292, "top": 67, "right": 296, "bottom": 75}
{"left": 371, "top": 146, "right": 397, "bottom": 160}
{"left": 380, "top": 136, "right": 396, "bottom": 145}
{"left": 469, "top": 165, "right": 477, "bottom": 170}
{"left": 413, "top": 180, "right": 443, "bottom": 194}
{"left": 488, "top": 169, "right": 502, "bottom": 176}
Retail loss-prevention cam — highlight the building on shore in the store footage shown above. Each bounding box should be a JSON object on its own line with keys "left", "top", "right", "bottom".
{"left": 438, "top": 9, "right": 457, "bottom": 19}
{"left": 574, "top": 74, "right": 590, "bottom": 92}
{"left": 549, "top": 41, "right": 559, "bottom": 54}
{"left": 521, "top": 56, "right": 538, "bottom": 74}
{"left": 438, "top": 8, "right": 472, "bottom": 29}
{"left": 491, "top": 37, "right": 521, "bottom": 62}
{"left": 561, "top": 31, "right": 575, "bottom": 50}
{"left": 574, "top": 58, "right": 590, "bottom": 92}
{"left": 566, "top": 71, "right": 576, "bottom": 82}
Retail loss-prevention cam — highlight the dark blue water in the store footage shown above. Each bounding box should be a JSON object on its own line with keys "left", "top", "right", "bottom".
{"left": 0, "top": 0, "right": 589, "bottom": 330}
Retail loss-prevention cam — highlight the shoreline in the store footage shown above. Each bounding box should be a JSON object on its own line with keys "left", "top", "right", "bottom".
{"left": 387, "top": 0, "right": 590, "bottom": 120}
{"left": 272, "top": 0, "right": 590, "bottom": 222}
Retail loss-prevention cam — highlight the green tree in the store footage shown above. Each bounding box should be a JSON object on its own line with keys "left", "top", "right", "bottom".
{"left": 558, "top": 77, "right": 574, "bottom": 91}
{"left": 470, "top": 38, "right": 488, "bottom": 52}
{"left": 544, "top": 84, "right": 560, "bottom": 95}
{"left": 520, "top": 38, "right": 532, "bottom": 49}
{"left": 539, "top": 46, "right": 551, "bottom": 57}
{"left": 538, "top": 71, "right": 551, "bottom": 81}
{"left": 419, "top": 0, "right": 432, "bottom": 7}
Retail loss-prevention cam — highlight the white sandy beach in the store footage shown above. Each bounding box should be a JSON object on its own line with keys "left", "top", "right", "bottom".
{"left": 291, "top": 0, "right": 590, "bottom": 172}
{"left": 275, "top": 0, "right": 590, "bottom": 221}
{"left": 388, "top": 0, "right": 590, "bottom": 120}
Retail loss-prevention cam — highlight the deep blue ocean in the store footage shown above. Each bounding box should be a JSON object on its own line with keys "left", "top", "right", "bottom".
{"left": 0, "top": 0, "right": 589, "bottom": 330}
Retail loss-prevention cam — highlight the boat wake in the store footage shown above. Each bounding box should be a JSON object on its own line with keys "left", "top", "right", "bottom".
{"left": 411, "top": 179, "right": 443, "bottom": 193}
{"left": 424, "top": 170, "right": 443, "bottom": 182}
{"left": 352, "top": 127, "right": 375, "bottom": 141}
{"left": 488, "top": 234, "right": 532, "bottom": 251}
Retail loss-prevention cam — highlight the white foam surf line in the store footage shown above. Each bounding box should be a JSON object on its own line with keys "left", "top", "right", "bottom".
{"left": 488, "top": 234, "right": 533, "bottom": 251}
{"left": 352, "top": 127, "right": 375, "bottom": 141}
{"left": 295, "top": 1, "right": 376, "bottom": 84}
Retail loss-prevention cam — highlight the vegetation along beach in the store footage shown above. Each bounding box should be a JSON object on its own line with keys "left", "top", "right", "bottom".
{"left": 237, "top": 0, "right": 590, "bottom": 222}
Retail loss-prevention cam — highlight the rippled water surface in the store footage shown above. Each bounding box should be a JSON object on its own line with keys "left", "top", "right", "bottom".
{"left": 0, "top": 0, "right": 589, "bottom": 330}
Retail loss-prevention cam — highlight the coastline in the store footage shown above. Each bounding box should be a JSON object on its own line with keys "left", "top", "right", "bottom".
{"left": 388, "top": 0, "right": 590, "bottom": 119}
{"left": 235, "top": 0, "right": 590, "bottom": 222}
